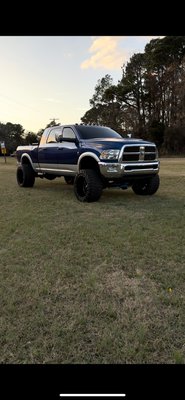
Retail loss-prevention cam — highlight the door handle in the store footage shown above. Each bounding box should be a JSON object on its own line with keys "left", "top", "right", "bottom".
{"left": 57, "top": 147, "right": 64, "bottom": 151}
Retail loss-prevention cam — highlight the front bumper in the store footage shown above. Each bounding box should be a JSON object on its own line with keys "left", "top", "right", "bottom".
{"left": 99, "top": 161, "right": 160, "bottom": 178}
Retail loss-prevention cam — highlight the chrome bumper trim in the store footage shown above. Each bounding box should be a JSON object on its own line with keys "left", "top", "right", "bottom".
{"left": 99, "top": 161, "right": 160, "bottom": 178}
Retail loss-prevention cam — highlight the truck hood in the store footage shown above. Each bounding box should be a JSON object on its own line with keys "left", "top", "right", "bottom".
{"left": 81, "top": 138, "right": 154, "bottom": 152}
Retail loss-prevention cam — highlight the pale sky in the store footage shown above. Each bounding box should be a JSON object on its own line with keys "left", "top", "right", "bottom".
{"left": 0, "top": 36, "right": 162, "bottom": 133}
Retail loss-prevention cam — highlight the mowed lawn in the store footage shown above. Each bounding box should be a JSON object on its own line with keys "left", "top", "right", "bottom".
{"left": 0, "top": 157, "right": 185, "bottom": 364}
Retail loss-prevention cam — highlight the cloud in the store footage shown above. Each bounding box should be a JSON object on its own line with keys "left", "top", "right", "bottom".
{"left": 81, "top": 36, "right": 128, "bottom": 70}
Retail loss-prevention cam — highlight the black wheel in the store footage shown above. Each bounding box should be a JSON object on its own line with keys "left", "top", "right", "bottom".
{"left": 74, "top": 169, "right": 103, "bottom": 202}
{"left": 16, "top": 164, "right": 35, "bottom": 187}
{"left": 64, "top": 176, "right": 75, "bottom": 185}
{"left": 132, "top": 174, "right": 160, "bottom": 195}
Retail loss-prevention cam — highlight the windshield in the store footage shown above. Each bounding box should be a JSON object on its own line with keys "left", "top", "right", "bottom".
{"left": 75, "top": 125, "right": 123, "bottom": 140}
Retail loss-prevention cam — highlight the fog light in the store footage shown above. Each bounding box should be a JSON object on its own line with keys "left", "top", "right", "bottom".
{"left": 107, "top": 166, "right": 118, "bottom": 173}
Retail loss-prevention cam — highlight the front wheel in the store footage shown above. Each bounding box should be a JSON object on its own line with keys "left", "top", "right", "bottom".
{"left": 16, "top": 164, "right": 35, "bottom": 187}
{"left": 132, "top": 174, "right": 160, "bottom": 195}
{"left": 74, "top": 169, "right": 103, "bottom": 202}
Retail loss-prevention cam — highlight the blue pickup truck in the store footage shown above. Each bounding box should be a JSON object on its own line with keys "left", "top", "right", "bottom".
{"left": 16, "top": 124, "right": 160, "bottom": 202}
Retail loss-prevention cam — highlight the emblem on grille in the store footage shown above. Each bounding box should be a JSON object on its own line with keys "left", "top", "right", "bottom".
{"left": 139, "top": 146, "right": 145, "bottom": 161}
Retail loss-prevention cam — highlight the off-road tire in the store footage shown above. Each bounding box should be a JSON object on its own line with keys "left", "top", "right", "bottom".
{"left": 16, "top": 164, "right": 35, "bottom": 187}
{"left": 74, "top": 169, "right": 103, "bottom": 202}
{"left": 132, "top": 174, "right": 160, "bottom": 195}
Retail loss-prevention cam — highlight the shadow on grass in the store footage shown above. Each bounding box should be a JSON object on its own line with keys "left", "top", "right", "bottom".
{"left": 32, "top": 179, "right": 183, "bottom": 213}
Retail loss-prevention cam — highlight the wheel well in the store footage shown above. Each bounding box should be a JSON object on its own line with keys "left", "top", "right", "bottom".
{"left": 79, "top": 156, "right": 100, "bottom": 172}
{"left": 21, "top": 156, "right": 36, "bottom": 175}
{"left": 22, "top": 156, "right": 31, "bottom": 165}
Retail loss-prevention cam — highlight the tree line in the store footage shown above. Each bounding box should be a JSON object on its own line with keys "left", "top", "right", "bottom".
{"left": 0, "top": 120, "right": 58, "bottom": 155}
{"left": 81, "top": 36, "right": 185, "bottom": 154}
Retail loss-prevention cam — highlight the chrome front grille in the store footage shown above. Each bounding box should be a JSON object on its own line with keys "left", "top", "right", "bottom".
{"left": 122, "top": 145, "right": 157, "bottom": 162}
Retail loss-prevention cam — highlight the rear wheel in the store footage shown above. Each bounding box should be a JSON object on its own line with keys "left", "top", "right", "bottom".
{"left": 16, "top": 164, "right": 35, "bottom": 187}
{"left": 132, "top": 174, "right": 160, "bottom": 195}
{"left": 64, "top": 176, "right": 75, "bottom": 185}
{"left": 74, "top": 169, "right": 103, "bottom": 202}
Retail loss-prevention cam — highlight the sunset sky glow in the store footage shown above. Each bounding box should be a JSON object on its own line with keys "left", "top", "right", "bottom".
{"left": 0, "top": 36, "right": 163, "bottom": 133}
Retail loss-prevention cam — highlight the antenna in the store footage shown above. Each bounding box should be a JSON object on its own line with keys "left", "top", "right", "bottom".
{"left": 50, "top": 118, "right": 59, "bottom": 123}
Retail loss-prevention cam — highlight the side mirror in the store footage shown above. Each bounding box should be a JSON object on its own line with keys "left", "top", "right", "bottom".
{"left": 63, "top": 137, "right": 79, "bottom": 144}
{"left": 57, "top": 135, "right": 79, "bottom": 144}
{"left": 57, "top": 134, "right": 63, "bottom": 142}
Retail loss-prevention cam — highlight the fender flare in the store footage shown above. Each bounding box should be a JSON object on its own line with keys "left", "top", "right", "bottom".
{"left": 77, "top": 152, "right": 100, "bottom": 172}
{"left": 21, "top": 153, "right": 35, "bottom": 170}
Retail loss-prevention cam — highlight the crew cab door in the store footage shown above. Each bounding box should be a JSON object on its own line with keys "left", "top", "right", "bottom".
{"left": 57, "top": 127, "right": 79, "bottom": 174}
{"left": 38, "top": 126, "right": 79, "bottom": 174}
{"left": 38, "top": 127, "right": 62, "bottom": 172}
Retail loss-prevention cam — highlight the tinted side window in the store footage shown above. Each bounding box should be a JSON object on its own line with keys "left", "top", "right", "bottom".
{"left": 63, "top": 127, "right": 76, "bottom": 140}
{"left": 47, "top": 128, "right": 61, "bottom": 143}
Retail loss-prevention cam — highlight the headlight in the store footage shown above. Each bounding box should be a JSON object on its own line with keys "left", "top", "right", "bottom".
{"left": 100, "top": 149, "right": 120, "bottom": 160}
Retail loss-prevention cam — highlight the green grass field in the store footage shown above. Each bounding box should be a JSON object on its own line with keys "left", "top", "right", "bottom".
{"left": 0, "top": 157, "right": 185, "bottom": 363}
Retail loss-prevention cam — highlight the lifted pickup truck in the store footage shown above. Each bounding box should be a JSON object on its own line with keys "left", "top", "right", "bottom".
{"left": 16, "top": 124, "right": 160, "bottom": 202}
